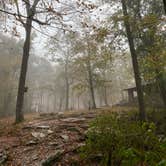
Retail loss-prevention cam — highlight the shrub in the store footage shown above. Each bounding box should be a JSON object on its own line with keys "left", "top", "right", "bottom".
{"left": 80, "top": 113, "right": 166, "bottom": 166}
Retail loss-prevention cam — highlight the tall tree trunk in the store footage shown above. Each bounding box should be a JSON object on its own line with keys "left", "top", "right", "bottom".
{"left": 160, "top": 5, "right": 166, "bottom": 107}
{"left": 163, "top": 0, "right": 166, "bottom": 13}
{"left": 134, "top": 1, "right": 166, "bottom": 108}
{"left": 77, "top": 95, "right": 80, "bottom": 110}
{"left": 156, "top": 71, "right": 166, "bottom": 107}
{"left": 99, "top": 88, "right": 103, "bottom": 106}
{"left": 87, "top": 63, "right": 96, "bottom": 109}
{"left": 87, "top": 56, "right": 96, "bottom": 109}
{"left": 103, "top": 72, "right": 108, "bottom": 106}
{"left": 121, "top": 0, "right": 146, "bottom": 121}
{"left": 59, "top": 97, "right": 63, "bottom": 111}
{"left": 87, "top": 41, "right": 96, "bottom": 109}
{"left": 65, "top": 57, "right": 69, "bottom": 111}
{"left": 15, "top": 18, "right": 32, "bottom": 123}
{"left": 104, "top": 86, "right": 108, "bottom": 106}
{"left": 71, "top": 90, "right": 74, "bottom": 110}
{"left": 54, "top": 94, "right": 57, "bottom": 111}
{"left": 40, "top": 92, "right": 43, "bottom": 112}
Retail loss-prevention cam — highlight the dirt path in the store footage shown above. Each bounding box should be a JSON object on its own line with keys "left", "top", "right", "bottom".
{"left": 0, "top": 111, "right": 99, "bottom": 166}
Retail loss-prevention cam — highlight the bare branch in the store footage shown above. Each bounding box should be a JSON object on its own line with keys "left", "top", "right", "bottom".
{"left": 0, "top": 8, "right": 50, "bottom": 26}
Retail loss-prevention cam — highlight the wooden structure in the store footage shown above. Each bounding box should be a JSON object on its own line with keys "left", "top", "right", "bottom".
{"left": 123, "top": 86, "right": 137, "bottom": 102}
{"left": 123, "top": 83, "right": 164, "bottom": 107}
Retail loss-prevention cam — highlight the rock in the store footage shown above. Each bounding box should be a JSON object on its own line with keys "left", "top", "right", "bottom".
{"left": 31, "top": 132, "right": 46, "bottom": 138}
{"left": 58, "top": 112, "right": 64, "bottom": 115}
{"left": 32, "top": 154, "right": 38, "bottom": 161}
{"left": 61, "top": 118, "right": 86, "bottom": 123}
{"left": 49, "top": 142, "right": 59, "bottom": 146}
{"left": 36, "top": 125, "right": 50, "bottom": 129}
{"left": 41, "top": 150, "right": 64, "bottom": 166}
{"left": 0, "top": 153, "right": 7, "bottom": 164}
{"left": 23, "top": 147, "right": 34, "bottom": 152}
{"left": 47, "top": 130, "right": 54, "bottom": 134}
{"left": 60, "top": 134, "right": 69, "bottom": 141}
{"left": 77, "top": 143, "right": 86, "bottom": 148}
{"left": 57, "top": 112, "right": 65, "bottom": 118}
{"left": 26, "top": 140, "right": 38, "bottom": 146}
{"left": 23, "top": 125, "right": 50, "bottom": 130}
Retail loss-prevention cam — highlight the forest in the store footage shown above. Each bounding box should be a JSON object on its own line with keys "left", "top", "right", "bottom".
{"left": 0, "top": 0, "right": 166, "bottom": 165}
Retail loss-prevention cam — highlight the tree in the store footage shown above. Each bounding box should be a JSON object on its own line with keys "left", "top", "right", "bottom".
{"left": 0, "top": 33, "right": 22, "bottom": 116}
{"left": 72, "top": 35, "right": 97, "bottom": 109}
{"left": 125, "top": 0, "right": 166, "bottom": 107}
{"left": 26, "top": 54, "right": 55, "bottom": 113}
{"left": 163, "top": 0, "right": 166, "bottom": 13}
{"left": 15, "top": 0, "right": 41, "bottom": 122}
{"left": 0, "top": 0, "right": 92, "bottom": 122}
{"left": 0, "top": 0, "right": 49, "bottom": 122}
{"left": 47, "top": 31, "right": 76, "bottom": 111}
{"left": 87, "top": 38, "right": 97, "bottom": 109}
{"left": 121, "top": 0, "right": 146, "bottom": 121}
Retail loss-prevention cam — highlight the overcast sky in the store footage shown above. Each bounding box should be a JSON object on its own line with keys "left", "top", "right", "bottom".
{"left": 0, "top": 0, "right": 114, "bottom": 59}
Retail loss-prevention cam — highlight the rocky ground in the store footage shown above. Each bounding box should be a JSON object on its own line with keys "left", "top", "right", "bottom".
{"left": 0, "top": 110, "right": 101, "bottom": 166}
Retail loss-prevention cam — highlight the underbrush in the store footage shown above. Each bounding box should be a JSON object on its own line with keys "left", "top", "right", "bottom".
{"left": 80, "top": 111, "right": 166, "bottom": 166}
{"left": 128, "top": 108, "right": 166, "bottom": 135}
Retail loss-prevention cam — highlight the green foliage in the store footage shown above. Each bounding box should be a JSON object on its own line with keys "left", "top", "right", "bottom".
{"left": 128, "top": 108, "right": 166, "bottom": 135}
{"left": 80, "top": 113, "right": 166, "bottom": 166}
{"left": 146, "top": 109, "right": 166, "bottom": 136}
{"left": 157, "top": 160, "right": 166, "bottom": 166}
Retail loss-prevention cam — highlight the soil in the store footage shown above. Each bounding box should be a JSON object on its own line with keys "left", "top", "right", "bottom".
{"left": 0, "top": 110, "right": 100, "bottom": 166}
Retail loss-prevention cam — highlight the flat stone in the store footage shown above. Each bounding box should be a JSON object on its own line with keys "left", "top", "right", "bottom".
{"left": 26, "top": 140, "right": 38, "bottom": 146}
{"left": 31, "top": 132, "right": 46, "bottom": 138}
{"left": 23, "top": 147, "right": 34, "bottom": 152}
{"left": 47, "top": 130, "right": 54, "bottom": 134}
{"left": 61, "top": 118, "right": 86, "bottom": 123}
{"left": 60, "top": 134, "right": 69, "bottom": 141}
{"left": 36, "top": 125, "right": 50, "bottom": 129}
{"left": 49, "top": 142, "right": 59, "bottom": 146}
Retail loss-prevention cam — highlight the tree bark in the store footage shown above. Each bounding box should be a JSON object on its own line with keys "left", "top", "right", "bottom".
{"left": 15, "top": 0, "right": 40, "bottom": 123}
{"left": 87, "top": 51, "right": 96, "bottom": 109}
{"left": 54, "top": 94, "right": 57, "bottom": 111}
{"left": 40, "top": 92, "right": 43, "bottom": 112}
{"left": 15, "top": 17, "right": 32, "bottom": 123}
{"left": 163, "top": 0, "right": 166, "bottom": 14}
{"left": 104, "top": 86, "right": 108, "bottom": 106}
{"left": 77, "top": 95, "right": 80, "bottom": 109}
{"left": 134, "top": 1, "right": 166, "bottom": 108}
{"left": 156, "top": 71, "right": 166, "bottom": 107}
{"left": 87, "top": 60, "right": 96, "bottom": 109}
{"left": 65, "top": 56, "right": 69, "bottom": 111}
{"left": 121, "top": 0, "right": 146, "bottom": 121}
